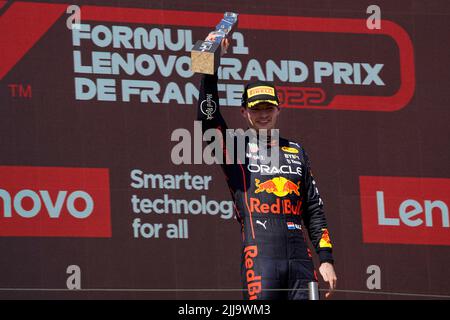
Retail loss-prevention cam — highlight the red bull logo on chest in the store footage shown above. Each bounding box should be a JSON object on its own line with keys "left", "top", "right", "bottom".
{"left": 254, "top": 177, "right": 300, "bottom": 197}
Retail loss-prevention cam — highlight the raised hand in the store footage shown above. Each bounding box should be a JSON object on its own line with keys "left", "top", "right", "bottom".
{"left": 205, "top": 32, "right": 230, "bottom": 56}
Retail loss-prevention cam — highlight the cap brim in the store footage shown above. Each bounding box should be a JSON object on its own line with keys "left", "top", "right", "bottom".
{"left": 247, "top": 100, "right": 279, "bottom": 109}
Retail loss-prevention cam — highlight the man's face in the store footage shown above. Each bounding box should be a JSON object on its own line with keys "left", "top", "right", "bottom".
{"left": 241, "top": 103, "right": 280, "bottom": 130}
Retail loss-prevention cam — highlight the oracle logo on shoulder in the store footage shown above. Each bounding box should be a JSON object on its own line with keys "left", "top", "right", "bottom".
{"left": 0, "top": 166, "right": 111, "bottom": 238}
{"left": 360, "top": 176, "right": 449, "bottom": 246}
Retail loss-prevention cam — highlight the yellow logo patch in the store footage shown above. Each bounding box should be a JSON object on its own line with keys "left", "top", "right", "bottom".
{"left": 319, "top": 229, "right": 333, "bottom": 248}
{"left": 247, "top": 86, "right": 275, "bottom": 98}
{"left": 281, "top": 146, "right": 299, "bottom": 154}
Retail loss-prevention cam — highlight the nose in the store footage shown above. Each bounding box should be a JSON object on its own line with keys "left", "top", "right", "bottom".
{"left": 260, "top": 109, "right": 272, "bottom": 117}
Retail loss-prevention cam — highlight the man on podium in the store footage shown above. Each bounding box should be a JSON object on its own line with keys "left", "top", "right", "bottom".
{"left": 196, "top": 31, "right": 337, "bottom": 300}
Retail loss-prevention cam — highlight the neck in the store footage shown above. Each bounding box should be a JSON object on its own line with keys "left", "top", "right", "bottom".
{"left": 252, "top": 129, "right": 279, "bottom": 146}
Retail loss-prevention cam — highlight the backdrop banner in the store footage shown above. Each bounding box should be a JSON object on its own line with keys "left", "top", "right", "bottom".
{"left": 0, "top": 0, "right": 449, "bottom": 300}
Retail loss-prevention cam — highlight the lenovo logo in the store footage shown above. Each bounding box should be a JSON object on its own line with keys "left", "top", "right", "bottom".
{"left": 0, "top": 166, "right": 111, "bottom": 237}
{"left": 1, "top": 190, "right": 94, "bottom": 219}
{"left": 360, "top": 176, "right": 450, "bottom": 245}
{"left": 375, "top": 191, "right": 448, "bottom": 228}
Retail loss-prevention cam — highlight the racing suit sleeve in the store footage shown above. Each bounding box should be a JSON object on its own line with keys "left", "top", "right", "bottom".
{"left": 301, "top": 148, "right": 334, "bottom": 264}
{"left": 197, "top": 74, "right": 240, "bottom": 178}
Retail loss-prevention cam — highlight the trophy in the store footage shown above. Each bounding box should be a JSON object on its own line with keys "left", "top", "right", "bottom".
{"left": 190, "top": 12, "right": 238, "bottom": 75}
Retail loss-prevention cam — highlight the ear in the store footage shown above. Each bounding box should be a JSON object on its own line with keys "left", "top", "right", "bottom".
{"left": 240, "top": 107, "right": 248, "bottom": 118}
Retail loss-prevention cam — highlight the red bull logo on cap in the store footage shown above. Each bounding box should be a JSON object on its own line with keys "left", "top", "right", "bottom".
{"left": 254, "top": 177, "right": 300, "bottom": 197}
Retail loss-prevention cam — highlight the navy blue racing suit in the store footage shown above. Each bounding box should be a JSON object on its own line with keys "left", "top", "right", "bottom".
{"left": 197, "top": 74, "right": 334, "bottom": 300}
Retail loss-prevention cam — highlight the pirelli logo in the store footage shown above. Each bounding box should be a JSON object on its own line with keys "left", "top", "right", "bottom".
{"left": 247, "top": 86, "right": 275, "bottom": 98}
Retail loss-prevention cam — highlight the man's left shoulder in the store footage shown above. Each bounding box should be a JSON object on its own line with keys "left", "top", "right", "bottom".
{"left": 280, "top": 138, "right": 306, "bottom": 153}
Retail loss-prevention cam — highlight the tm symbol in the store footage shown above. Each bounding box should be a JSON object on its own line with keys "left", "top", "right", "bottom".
{"left": 8, "top": 84, "right": 32, "bottom": 98}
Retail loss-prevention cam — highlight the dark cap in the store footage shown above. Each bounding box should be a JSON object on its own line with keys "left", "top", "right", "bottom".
{"left": 241, "top": 81, "right": 279, "bottom": 109}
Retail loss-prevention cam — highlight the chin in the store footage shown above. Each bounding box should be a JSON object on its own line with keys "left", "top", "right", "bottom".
{"left": 254, "top": 123, "right": 275, "bottom": 131}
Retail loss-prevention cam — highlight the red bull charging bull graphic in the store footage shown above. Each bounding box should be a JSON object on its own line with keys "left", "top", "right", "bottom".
{"left": 254, "top": 177, "right": 300, "bottom": 197}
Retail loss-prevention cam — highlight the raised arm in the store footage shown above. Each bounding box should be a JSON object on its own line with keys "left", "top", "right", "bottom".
{"left": 196, "top": 36, "right": 244, "bottom": 181}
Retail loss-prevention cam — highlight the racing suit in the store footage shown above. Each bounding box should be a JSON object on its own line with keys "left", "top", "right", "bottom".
{"left": 197, "top": 74, "right": 334, "bottom": 300}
